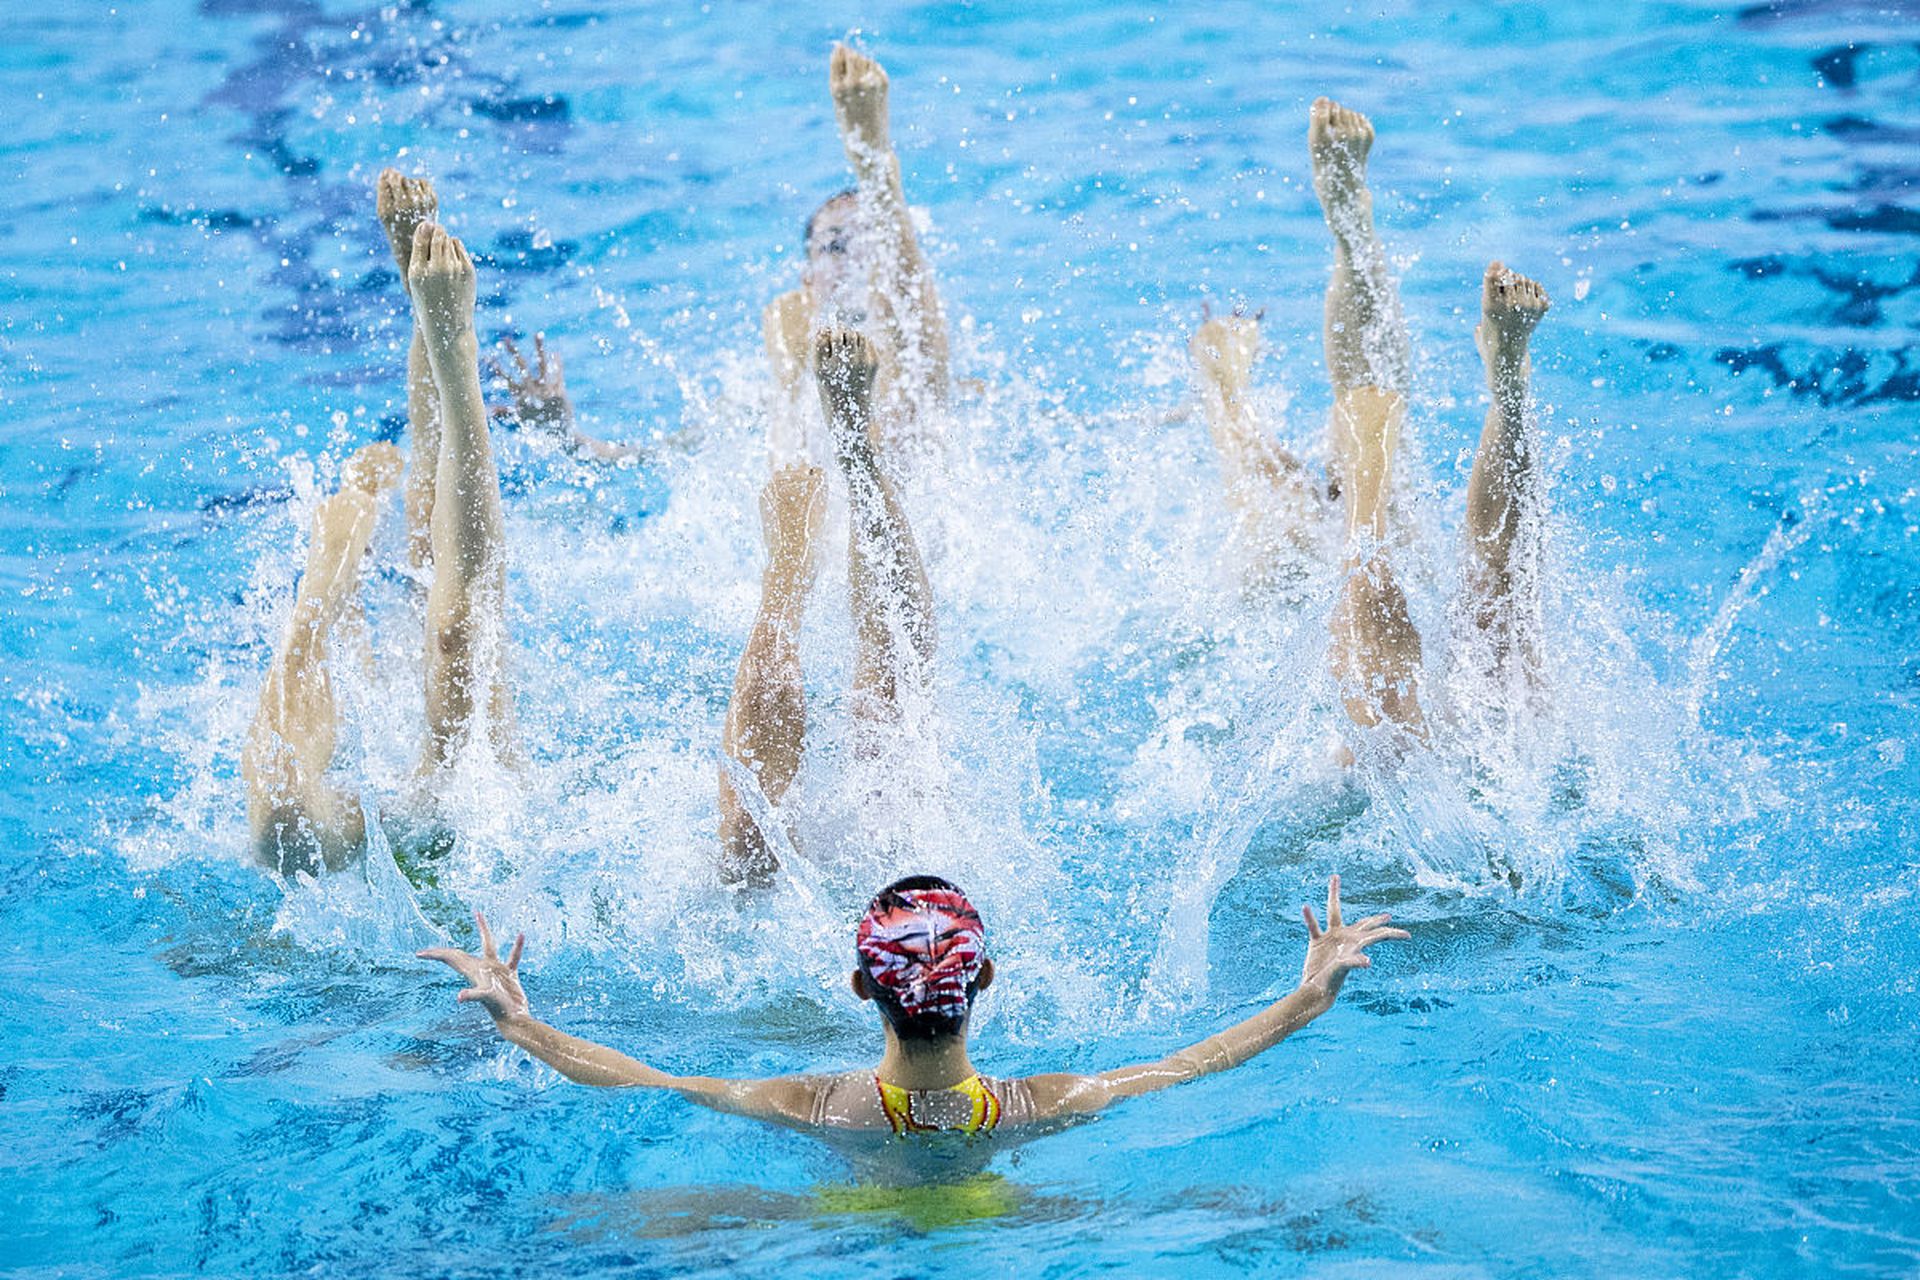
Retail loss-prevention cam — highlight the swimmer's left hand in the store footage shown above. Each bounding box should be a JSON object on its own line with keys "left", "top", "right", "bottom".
{"left": 419, "top": 911, "right": 531, "bottom": 1024}
{"left": 1298, "top": 874, "right": 1408, "bottom": 1003}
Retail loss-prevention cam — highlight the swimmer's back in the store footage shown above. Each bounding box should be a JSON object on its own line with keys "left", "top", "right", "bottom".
{"left": 806, "top": 1071, "right": 1039, "bottom": 1135}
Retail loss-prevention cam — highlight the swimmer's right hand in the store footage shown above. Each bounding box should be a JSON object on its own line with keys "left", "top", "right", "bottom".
{"left": 419, "top": 911, "right": 531, "bottom": 1024}
{"left": 1298, "top": 874, "right": 1409, "bottom": 1004}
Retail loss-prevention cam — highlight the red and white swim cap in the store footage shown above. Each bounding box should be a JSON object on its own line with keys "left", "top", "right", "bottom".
{"left": 855, "top": 883, "right": 986, "bottom": 1020}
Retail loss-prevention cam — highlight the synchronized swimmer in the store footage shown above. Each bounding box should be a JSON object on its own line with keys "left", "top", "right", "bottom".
{"left": 1191, "top": 98, "right": 1552, "bottom": 739}
{"left": 241, "top": 44, "right": 1563, "bottom": 1138}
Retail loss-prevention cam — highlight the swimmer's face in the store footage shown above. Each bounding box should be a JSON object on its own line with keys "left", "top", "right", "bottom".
{"left": 804, "top": 192, "right": 865, "bottom": 306}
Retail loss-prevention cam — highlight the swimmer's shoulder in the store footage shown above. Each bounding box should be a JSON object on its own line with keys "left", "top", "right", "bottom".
{"left": 981, "top": 1074, "right": 1040, "bottom": 1130}
{"left": 804, "top": 1070, "right": 892, "bottom": 1130}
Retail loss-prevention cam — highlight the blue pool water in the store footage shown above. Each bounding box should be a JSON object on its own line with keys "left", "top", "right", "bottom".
{"left": 4, "top": 0, "right": 1918, "bottom": 1275}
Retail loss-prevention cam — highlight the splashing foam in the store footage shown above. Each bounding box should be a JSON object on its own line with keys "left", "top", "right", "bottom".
{"left": 130, "top": 258, "right": 1796, "bottom": 1038}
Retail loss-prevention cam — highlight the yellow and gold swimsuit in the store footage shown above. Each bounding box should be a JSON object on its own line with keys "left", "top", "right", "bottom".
{"left": 874, "top": 1074, "right": 1003, "bottom": 1136}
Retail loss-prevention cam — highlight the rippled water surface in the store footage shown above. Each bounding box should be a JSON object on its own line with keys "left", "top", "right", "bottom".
{"left": 4, "top": 1, "right": 1918, "bottom": 1276}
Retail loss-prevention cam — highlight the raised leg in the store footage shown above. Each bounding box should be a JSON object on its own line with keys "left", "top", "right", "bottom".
{"left": 718, "top": 464, "right": 827, "bottom": 886}
{"left": 409, "top": 222, "right": 516, "bottom": 769}
{"left": 244, "top": 443, "right": 403, "bottom": 874}
{"left": 763, "top": 289, "right": 814, "bottom": 465}
{"left": 815, "top": 329, "right": 935, "bottom": 731}
{"left": 376, "top": 170, "right": 442, "bottom": 573}
{"left": 1190, "top": 310, "right": 1329, "bottom": 563}
{"left": 764, "top": 291, "right": 811, "bottom": 403}
{"left": 827, "top": 45, "right": 952, "bottom": 430}
{"left": 1328, "top": 387, "right": 1426, "bottom": 735}
{"left": 1462, "top": 262, "right": 1551, "bottom": 675}
{"left": 1312, "top": 98, "right": 1411, "bottom": 501}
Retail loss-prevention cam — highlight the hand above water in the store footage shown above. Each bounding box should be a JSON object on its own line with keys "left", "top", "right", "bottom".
{"left": 1299, "top": 874, "right": 1409, "bottom": 1003}
{"left": 420, "top": 911, "right": 531, "bottom": 1024}
{"left": 490, "top": 334, "right": 574, "bottom": 436}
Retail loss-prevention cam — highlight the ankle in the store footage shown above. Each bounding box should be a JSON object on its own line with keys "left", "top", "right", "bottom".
{"left": 1486, "top": 349, "right": 1530, "bottom": 394}
{"left": 1322, "top": 190, "right": 1374, "bottom": 234}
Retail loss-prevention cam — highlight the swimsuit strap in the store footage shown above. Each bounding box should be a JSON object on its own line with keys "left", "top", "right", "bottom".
{"left": 959, "top": 1073, "right": 1002, "bottom": 1133}
{"left": 874, "top": 1074, "right": 1003, "bottom": 1136}
{"left": 875, "top": 1076, "right": 912, "bottom": 1135}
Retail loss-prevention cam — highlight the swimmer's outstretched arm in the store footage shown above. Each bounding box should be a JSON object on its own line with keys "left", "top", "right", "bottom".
{"left": 1017, "top": 876, "right": 1408, "bottom": 1121}
{"left": 830, "top": 44, "right": 951, "bottom": 405}
{"left": 419, "top": 914, "right": 822, "bottom": 1124}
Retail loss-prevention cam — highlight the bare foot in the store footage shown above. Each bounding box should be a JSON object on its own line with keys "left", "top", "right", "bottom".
{"left": 1191, "top": 310, "right": 1263, "bottom": 407}
{"left": 1310, "top": 98, "right": 1376, "bottom": 252}
{"left": 376, "top": 170, "right": 439, "bottom": 283}
{"left": 814, "top": 328, "right": 880, "bottom": 467}
{"left": 830, "top": 43, "right": 891, "bottom": 155}
{"left": 407, "top": 223, "right": 477, "bottom": 357}
{"left": 1475, "top": 261, "right": 1550, "bottom": 392}
{"left": 341, "top": 440, "right": 403, "bottom": 496}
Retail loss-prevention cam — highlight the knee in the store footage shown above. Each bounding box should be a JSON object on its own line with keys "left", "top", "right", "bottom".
{"left": 430, "top": 615, "right": 472, "bottom": 660}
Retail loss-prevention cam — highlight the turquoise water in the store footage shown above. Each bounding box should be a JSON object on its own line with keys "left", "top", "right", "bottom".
{"left": 4, "top": 0, "right": 1919, "bottom": 1275}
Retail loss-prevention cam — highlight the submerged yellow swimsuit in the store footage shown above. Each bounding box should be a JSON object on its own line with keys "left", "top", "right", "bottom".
{"left": 875, "top": 1074, "right": 1003, "bottom": 1136}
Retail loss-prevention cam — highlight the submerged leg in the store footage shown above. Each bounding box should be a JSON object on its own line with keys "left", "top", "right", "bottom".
{"left": 1312, "top": 97, "right": 1411, "bottom": 501}
{"left": 376, "top": 170, "right": 442, "bottom": 574}
{"left": 1328, "top": 387, "right": 1426, "bottom": 735}
{"left": 815, "top": 329, "right": 935, "bottom": 732}
{"left": 244, "top": 443, "right": 403, "bottom": 874}
{"left": 1462, "top": 262, "right": 1551, "bottom": 676}
{"left": 409, "top": 222, "right": 516, "bottom": 769}
{"left": 718, "top": 464, "right": 827, "bottom": 886}
{"left": 1190, "top": 310, "right": 1328, "bottom": 564}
